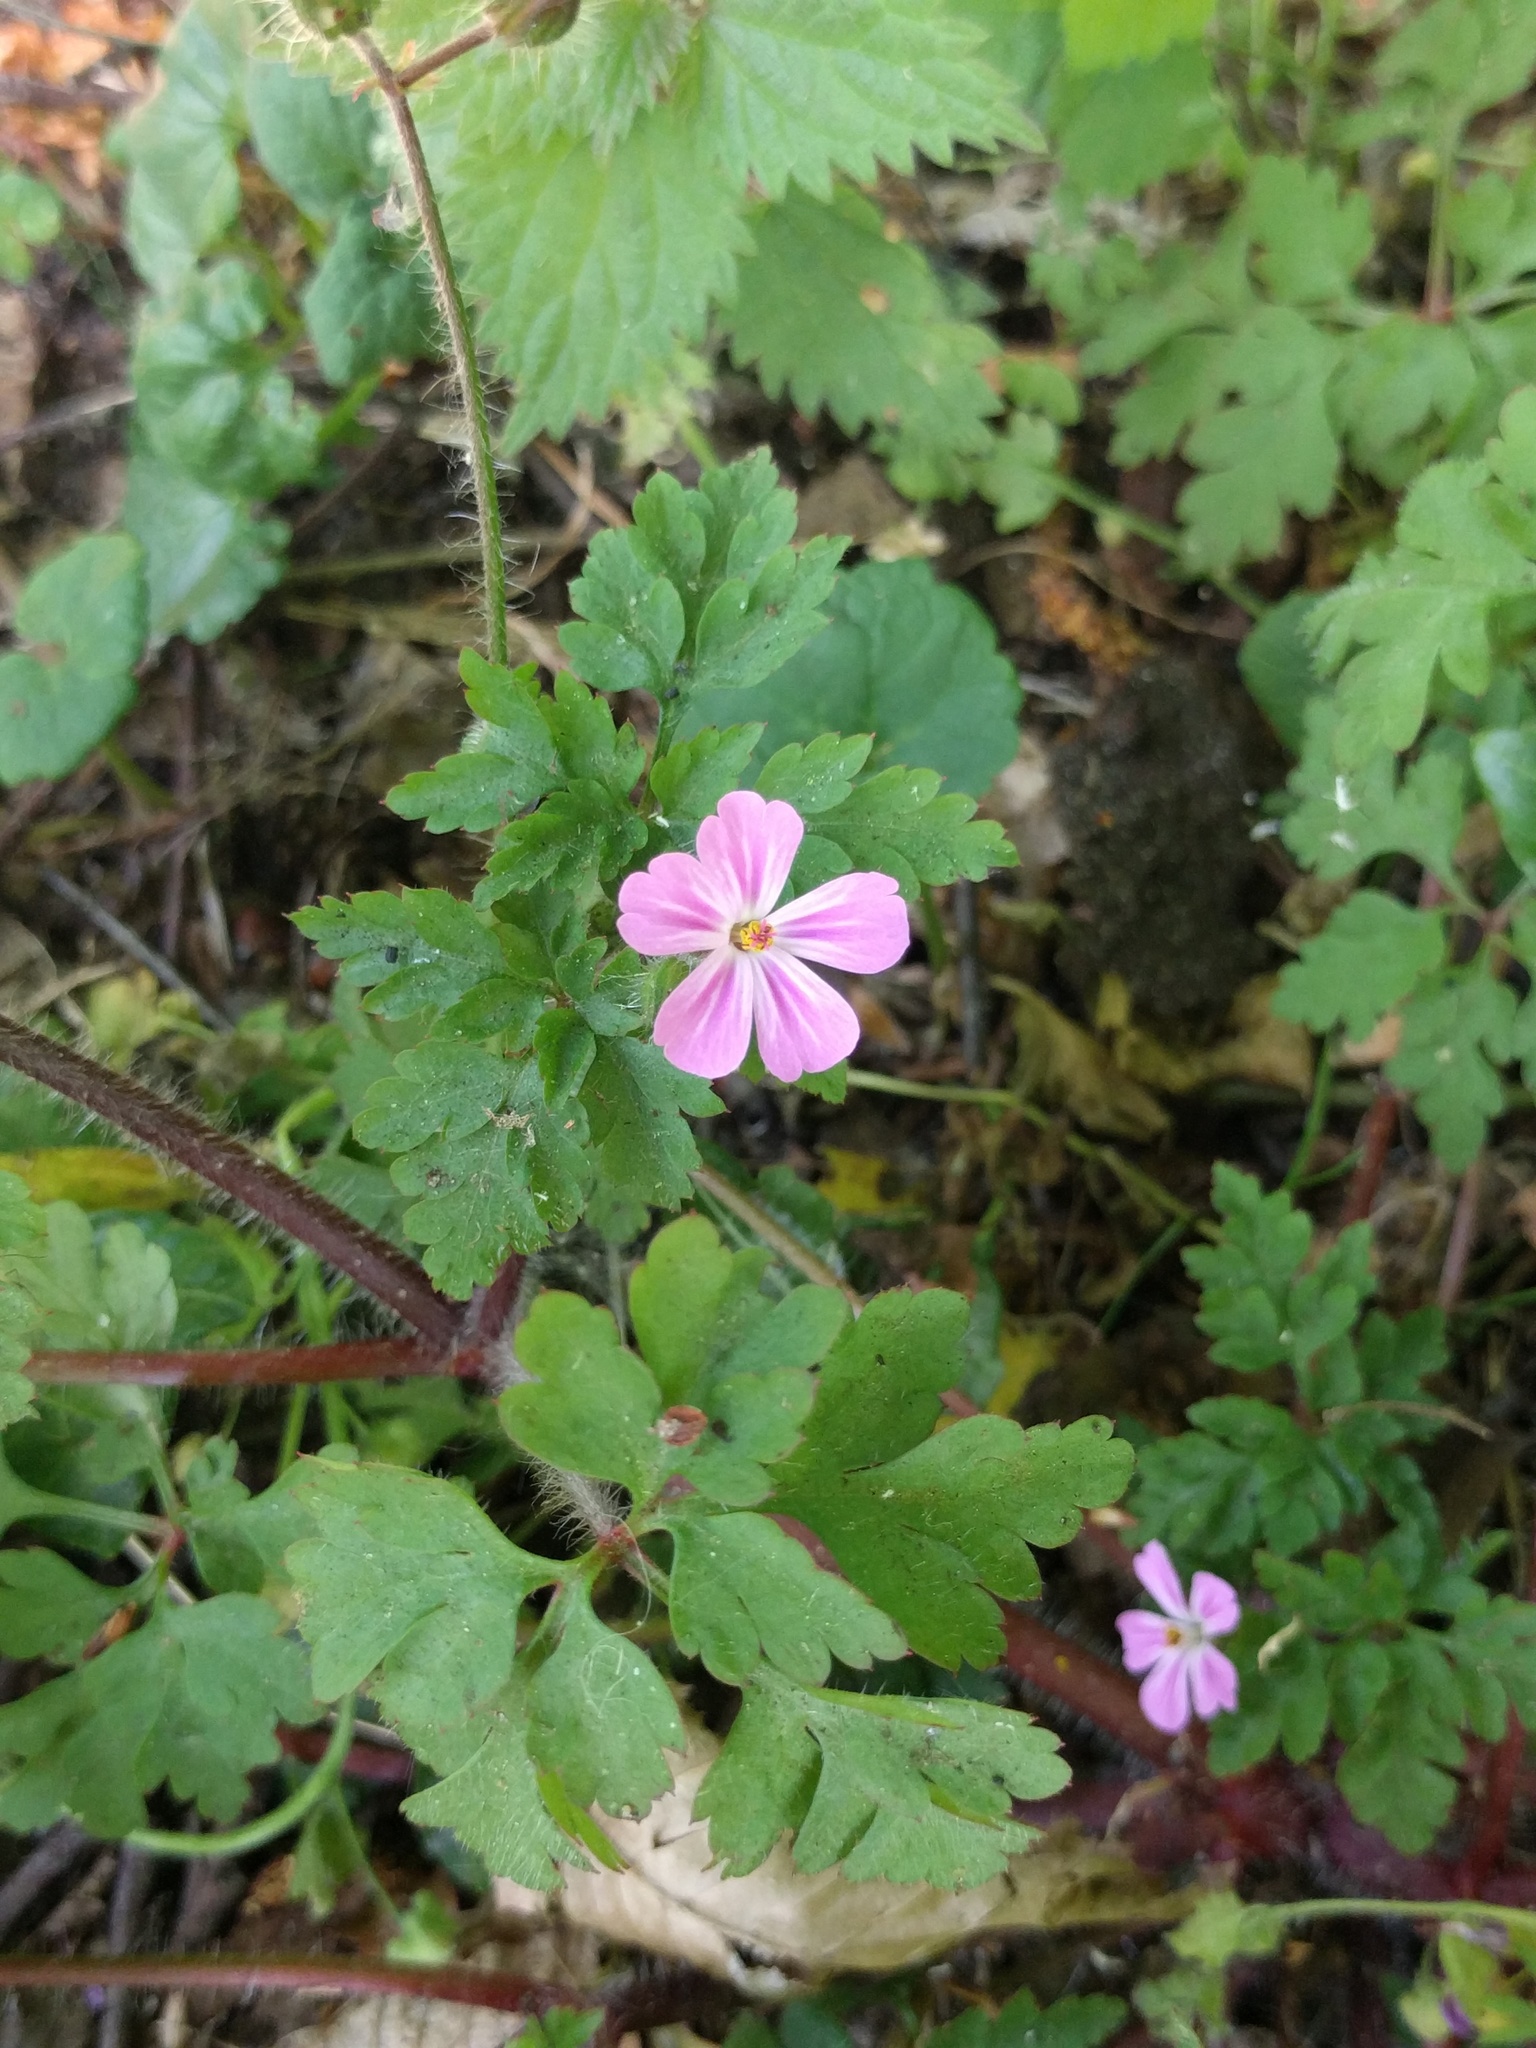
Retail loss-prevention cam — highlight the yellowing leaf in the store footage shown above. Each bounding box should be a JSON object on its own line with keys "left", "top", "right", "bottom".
{"left": 816, "top": 1148, "right": 921, "bottom": 1219}
{"left": 0, "top": 1150, "right": 199, "bottom": 1212}
{"left": 1009, "top": 983, "right": 1169, "bottom": 1140}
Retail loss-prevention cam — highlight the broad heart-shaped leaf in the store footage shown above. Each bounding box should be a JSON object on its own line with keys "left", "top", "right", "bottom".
{"left": 664, "top": 1505, "right": 903, "bottom": 1685}
{"left": 696, "top": 0, "right": 1020, "bottom": 200}
{"left": 354, "top": 1042, "right": 588, "bottom": 1295}
{"left": 526, "top": 1580, "right": 682, "bottom": 1814}
{"left": 302, "top": 203, "right": 435, "bottom": 386}
{"left": 804, "top": 765, "right": 1016, "bottom": 900}
{"left": 121, "top": 456, "right": 287, "bottom": 647}
{"left": 133, "top": 261, "right": 321, "bottom": 500}
{"left": 697, "top": 1675, "right": 1066, "bottom": 1887}
{"left": 1060, "top": 0, "right": 1211, "bottom": 69}
{"left": 0, "top": 1593, "right": 315, "bottom": 1836}
{"left": 294, "top": 889, "right": 505, "bottom": 1023}
{"left": 577, "top": 1037, "right": 720, "bottom": 1214}
{"left": 1274, "top": 891, "right": 1447, "bottom": 1044}
{"left": 0, "top": 536, "right": 147, "bottom": 786}
{"left": 723, "top": 186, "right": 998, "bottom": 484}
{"left": 244, "top": 57, "right": 381, "bottom": 221}
{"left": 500, "top": 1292, "right": 663, "bottom": 1500}
{"left": 684, "top": 560, "right": 1020, "bottom": 799}
{"left": 115, "top": 0, "right": 248, "bottom": 290}
{"left": 401, "top": 1669, "right": 588, "bottom": 1888}
{"left": 288, "top": 1460, "right": 559, "bottom": 1774}
{"left": 771, "top": 1415, "right": 1131, "bottom": 1668}
{"left": 389, "top": 654, "right": 561, "bottom": 834}
{"left": 1473, "top": 725, "right": 1536, "bottom": 881}
{"left": 1386, "top": 957, "right": 1520, "bottom": 1170}
{"left": 562, "top": 453, "right": 843, "bottom": 700}
{"left": 438, "top": 88, "right": 747, "bottom": 446}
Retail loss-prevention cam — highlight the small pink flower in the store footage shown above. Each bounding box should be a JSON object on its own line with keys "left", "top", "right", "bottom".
{"left": 1116, "top": 1540, "right": 1240, "bottom": 1736}
{"left": 616, "top": 789, "right": 909, "bottom": 1084}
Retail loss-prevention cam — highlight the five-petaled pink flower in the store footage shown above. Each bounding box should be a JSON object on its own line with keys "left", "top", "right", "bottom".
{"left": 1116, "top": 1540, "right": 1240, "bottom": 1735}
{"left": 616, "top": 789, "right": 909, "bottom": 1084}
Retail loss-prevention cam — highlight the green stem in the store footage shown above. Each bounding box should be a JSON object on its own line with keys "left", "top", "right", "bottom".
{"left": 1052, "top": 476, "right": 1266, "bottom": 619}
{"left": 276, "top": 1385, "right": 310, "bottom": 1476}
{"left": 126, "top": 1696, "right": 357, "bottom": 1859}
{"left": 317, "top": 369, "right": 385, "bottom": 451}
{"left": 1098, "top": 1214, "right": 1191, "bottom": 1337}
{"left": 1282, "top": 1041, "right": 1333, "bottom": 1192}
{"left": 1267, "top": 1896, "right": 1536, "bottom": 1944}
{"left": 676, "top": 416, "right": 720, "bottom": 471}
{"left": 351, "top": 32, "right": 508, "bottom": 666}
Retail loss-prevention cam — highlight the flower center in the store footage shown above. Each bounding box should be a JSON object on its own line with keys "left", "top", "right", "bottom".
{"left": 730, "top": 918, "right": 775, "bottom": 953}
{"left": 1165, "top": 1621, "right": 1200, "bottom": 1649}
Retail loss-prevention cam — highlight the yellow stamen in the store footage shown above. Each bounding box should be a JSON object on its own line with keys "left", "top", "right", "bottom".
{"left": 731, "top": 918, "right": 775, "bottom": 953}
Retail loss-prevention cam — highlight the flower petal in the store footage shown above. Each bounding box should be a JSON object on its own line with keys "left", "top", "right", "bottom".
{"left": 773, "top": 871, "right": 911, "bottom": 974}
{"left": 1117, "top": 1609, "right": 1174, "bottom": 1676}
{"left": 695, "top": 790, "right": 804, "bottom": 922}
{"left": 750, "top": 950, "right": 861, "bottom": 1083}
{"left": 617, "top": 852, "right": 730, "bottom": 956}
{"left": 1132, "top": 1540, "right": 1189, "bottom": 1622}
{"left": 1189, "top": 1570, "right": 1241, "bottom": 1639}
{"left": 653, "top": 949, "right": 754, "bottom": 1079}
{"left": 1188, "top": 1643, "right": 1239, "bottom": 1721}
{"left": 1138, "top": 1651, "right": 1193, "bottom": 1735}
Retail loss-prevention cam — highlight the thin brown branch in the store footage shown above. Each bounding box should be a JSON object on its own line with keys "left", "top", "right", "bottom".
{"left": 27, "top": 1339, "right": 446, "bottom": 1387}
{"left": 0, "top": 1955, "right": 588, "bottom": 2016}
{"left": 999, "top": 1605, "right": 1175, "bottom": 1770}
{"left": 395, "top": 20, "right": 494, "bottom": 87}
{"left": 1438, "top": 1151, "right": 1485, "bottom": 1312}
{"left": 0, "top": 1015, "right": 457, "bottom": 1345}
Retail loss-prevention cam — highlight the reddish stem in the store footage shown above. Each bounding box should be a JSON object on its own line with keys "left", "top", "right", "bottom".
{"left": 1438, "top": 1153, "right": 1485, "bottom": 1312}
{"left": 0, "top": 1954, "right": 586, "bottom": 2015}
{"left": 1338, "top": 1089, "right": 1402, "bottom": 1227}
{"left": 26, "top": 1339, "right": 446, "bottom": 1386}
{"left": 0, "top": 1015, "right": 456, "bottom": 1344}
{"left": 999, "top": 1605, "right": 1175, "bottom": 1769}
{"left": 1457, "top": 1711, "right": 1526, "bottom": 1896}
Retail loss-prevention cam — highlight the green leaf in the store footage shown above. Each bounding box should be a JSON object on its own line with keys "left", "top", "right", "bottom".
{"left": 0, "top": 1550, "right": 124, "bottom": 1663}
{"left": 1134, "top": 1398, "right": 1362, "bottom": 1565}
{"left": 696, "top": 0, "right": 1019, "bottom": 201}
{"left": 0, "top": 536, "right": 147, "bottom": 786}
{"left": 115, "top": 0, "right": 248, "bottom": 290}
{"left": 293, "top": 889, "right": 504, "bottom": 1022}
{"left": 1386, "top": 958, "right": 1518, "bottom": 1169}
{"left": 1473, "top": 725, "right": 1536, "bottom": 880}
{"left": 133, "top": 261, "right": 321, "bottom": 499}
{"left": 1274, "top": 892, "right": 1447, "bottom": 1044}
{"left": 354, "top": 1042, "right": 587, "bottom": 1295}
{"left": 303, "top": 203, "right": 435, "bottom": 385}
{"left": 684, "top": 560, "right": 1020, "bottom": 799}
{"left": 1281, "top": 704, "right": 1467, "bottom": 884}
{"left": 442, "top": 93, "right": 747, "bottom": 446}
{"left": 1235, "top": 156, "right": 1372, "bottom": 307}
{"left": 0, "top": 169, "right": 62, "bottom": 283}
{"left": 0, "top": 1593, "right": 314, "bottom": 1835}
{"left": 289, "top": 1460, "right": 558, "bottom": 1770}
{"left": 1054, "top": 42, "right": 1230, "bottom": 199}
{"left": 1332, "top": 317, "right": 1479, "bottom": 488}
{"left": 665, "top": 1506, "right": 903, "bottom": 1683}
{"left": 500, "top": 1291, "right": 662, "bottom": 1497}
{"left": 626, "top": 1213, "right": 772, "bottom": 1406}
{"left": 773, "top": 1414, "right": 1131, "bottom": 1667}
{"left": 724, "top": 187, "right": 998, "bottom": 482}
{"left": 579, "top": 1037, "right": 719, "bottom": 1215}
{"left": 121, "top": 454, "right": 287, "bottom": 646}
{"left": 244, "top": 57, "right": 381, "bottom": 219}
{"left": 388, "top": 654, "right": 560, "bottom": 834}
{"left": 1060, "top": 0, "right": 1212, "bottom": 69}
{"left": 1238, "top": 591, "right": 1322, "bottom": 754}
{"left": 975, "top": 412, "right": 1066, "bottom": 532}
{"left": 930, "top": 1990, "right": 1126, "bottom": 2048}
{"left": 809, "top": 764, "right": 1017, "bottom": 898}
{"left": 648, "top": 724, "right": 764, "bottom": 835}
{"left": 7, "top": 1204, "right": 178, "bottom": 1358}
{"left": 527, "top": 1580, "right": 682, "bottom": 1813}
{"left": 697, "top": 1675, "right": 1066, "bottom": 1886}
{"left": 778, "top": 1286, "right": 970, "bottom": 1477}
{"left": 476, "top": 783, "right": 648, "bottom": 903}
{"left": 500, "top": 0, "right": 694, "bottom": 155}
{"left": 754, "top": 733, "right": 873, "bottom": 814}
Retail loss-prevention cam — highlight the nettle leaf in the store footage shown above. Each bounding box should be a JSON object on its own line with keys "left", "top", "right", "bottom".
{"left": 289, "top": 1460, "right": 559, "bottom": 1773}
{"left": 578, "top": 1038, "right": 720, "bottom": 1216}
{"left": 806, "top": 765, "right": 1016, "bottom": 900}
{"left": 685, "top": 560, "right": 1020, "bottom": 799}
{"left": 133, "top": 261, "right": 321, "bottom": 500}
{"left": 500, "top": 1291, "right": 663, "bottom": 1498}
{"left": 244, "top": 57, "right": 381, "bottom": 221}
{"left": 1282, "top": 704, "right": 1467, "bottom": 883}
{"left": 389, "top": 654, "right": 561, "bottom": 834}
{"left": 354, "top": 1042, "right": 587, "bottom": 1294}
{"left": 665, "top": 1505, "right": 903, "bottom": 1684}
{"left": 698, "top": 1675, "right": 1066, "bottom": 1887}
{"left": 122, "top": 455, "right": 287, "bottom": 647}
{"left": 562, "top": 453, "right": 843, "bottom": 700}
{"left": 496, "top": 0, "right": 695, "bottom": 156}
{"left": 1386, "top": 957, "right": 1518, "bottom": 1170}
{"left": 303, "top": 204, "right": 435, "bottom": 386}
{"left": 115, "top": 0, "right": 247, "bottom": 290}
{"left": 1274, "top": 891, "right": 1447, "bottom": 1044}
{"left": 696, "top": 0, "right": 1019, "bottom": 201}
{"left": 526, "top": 1579, "right": 682, "bottom": 1814}
{"left": 724, "top": 186, "right": 998, "bottom": 485}
{"left": 440, "top": 89, "right": 747, "bottom": 446}
{"left": 294, "top": 889, "right": 504, "bottom": 1022}
{"left": 0, "top": 536, "right": 148, "bottom": 787}
{"left": 0, "top": 1593, "right": 315, "bottom": 1836}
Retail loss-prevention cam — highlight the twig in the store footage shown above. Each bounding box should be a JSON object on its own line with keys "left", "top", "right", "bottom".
{"left": 0, "top": 76, "right": 138, "bottom": 109}
{"left": 531, "top": 434, "right": 630, "bottom": 528}
{"left": 998, "top": 1605, "right": 1175, "bottom": 1769}
{"left": 0, "top": 1014, "right": 457, "bottom": 1344}
{"left": 0, "top": 384, "right": 133, "bottom": 457}
{"left": 690, "top": 1163, "right": 862, "bottom": 1308}
{"left": 1338, "top": 1087, "right": 1402, "bottom": 1227}
{"left": 0, "top": 1821, "right": 92, "bottom": 1945}
{"left": 350, "top": 31, "right": 508, "bottom": 665}
{"left": 1437, "top": 1152, "right": 1484, "bottom": 1312}
{"left": 27, "top": 1337, "right": 446, "bottom": 1386}
{"left": 38, "top": 865, "right": 229, "bottom": 1031}
{"left": 98, "top": 1846, "right": 151, "bottom": 2048}
{"left": 0, "top": 1955, "right": 593, "bottom": 2019}
{"left": 1318, "top": 1398, "right": 1493, "bottom": 1441}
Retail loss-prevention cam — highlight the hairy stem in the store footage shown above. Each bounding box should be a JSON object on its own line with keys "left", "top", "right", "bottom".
{"left": 27, "top": 1339, "right": 446, "bottom": 1386}
{"left": 351, "top": 31, "right": 508, "bottom": 665}
{"left": 0, "top": 1016, "right": 456, "bottom": 1344}
{"left": 126, "top": 1698, "right": 357, "bottom": 1859}
{"left": 395, "top": 21, "right": 494, "bottom": 89}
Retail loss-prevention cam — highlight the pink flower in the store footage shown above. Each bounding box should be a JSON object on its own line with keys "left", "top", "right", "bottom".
{"left": 1116, "top": 1540, "right": 1240, "bottom": 1736}
{"left": 616, "top": 789, "right": 909, "bottom": 1084}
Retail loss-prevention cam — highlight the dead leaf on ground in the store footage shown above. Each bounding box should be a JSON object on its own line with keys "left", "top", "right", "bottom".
{"left": 1007, "top": 981, "right": 1169, "bottom": 1141}
{"left": 978, "top": 734, "right": 1069, "bottom": 879}
{"left": 494, "top": 1716, "right": 1195, "bottom": 1990}
{"left": 273, "top": 1934, "right": 599, "bottom": 2048}
{"left": 1111, "top": 975, "right": 1313, "bottom": 1099}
